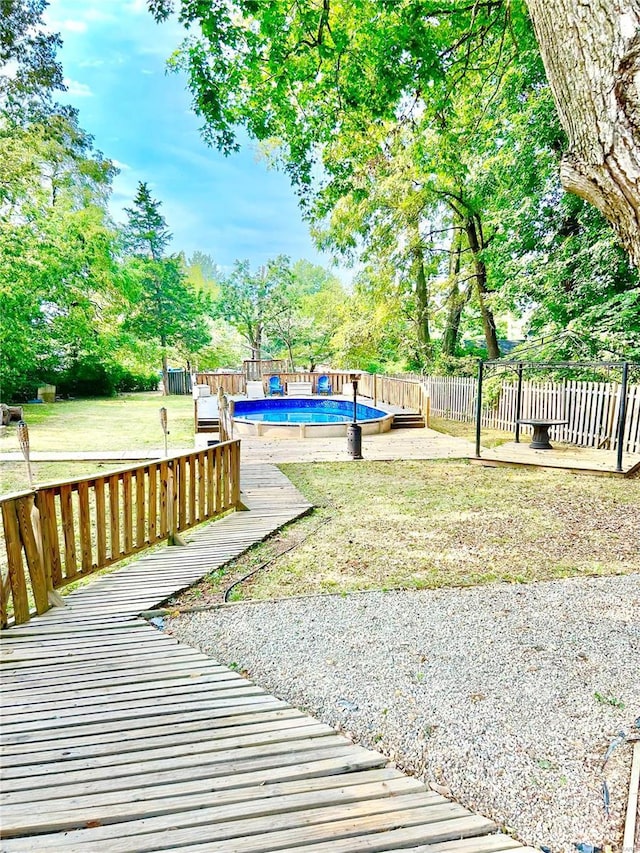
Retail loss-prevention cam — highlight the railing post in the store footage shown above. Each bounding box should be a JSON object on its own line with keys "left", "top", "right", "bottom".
{"left": 475, "top": 360, "right": 484, "bottom": 459}
{"left": 515, "top": 363, "right": 524, "bottom": 443}
{"left": 16, "top": 495, "right": 49, "bottom": 615}
{"left": 1, "top": 500, "right": 30, "bottom": 625}
{"left": 615, "top": 362, "right": 629, "bottom": 473}
{"left": 232, "top": 441, "right": 242, "bottom": 508}
{"left": 167, "top": 461, "right": 185, "bottom": 547}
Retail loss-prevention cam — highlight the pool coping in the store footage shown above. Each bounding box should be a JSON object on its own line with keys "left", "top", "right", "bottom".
{"left": 232, "top": 397, "right": 394, "bottom": 438}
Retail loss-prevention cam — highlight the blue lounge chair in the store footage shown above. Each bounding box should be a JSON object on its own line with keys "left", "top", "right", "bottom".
{"left": 317, "top": 375, "right": 332, "bottom": 395}
{"left": 268, "top": 375, "right": 284, "bottom": 396}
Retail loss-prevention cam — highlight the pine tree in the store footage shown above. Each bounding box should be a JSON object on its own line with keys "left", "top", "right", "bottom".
{"left": 123, "top": 182, "right": 171, "bottom": 261}
{"left": 122, "top": 184, "right": 210, "bottom": 393}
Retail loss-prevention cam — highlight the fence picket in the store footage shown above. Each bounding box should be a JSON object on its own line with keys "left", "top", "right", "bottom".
{"left": 59, "top": 484, "right": 78, "bottom": 580}
{"left": 109, "top": 475, "right": 121, "bottom": 559}
{"left": 94, "top": 478, "right": 107, "bottom": 566}
{"left": 135, "top": 470, "right": 146, "bottom": 549}
{"left": 37, "top": 490, "right": 62, "bottom": 587}
{"left": 77, "top": 480, "right": 92, "bottom": 573}
{"left": 1, "top": 501, "right": 29, "bottom": 625}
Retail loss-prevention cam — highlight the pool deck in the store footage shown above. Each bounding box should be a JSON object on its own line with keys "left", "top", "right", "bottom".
{"left": 213, "top": 428, "right": 473, "bottom": 465}
{"left": 195, "top": 393, "right": 475, "bottom": 464}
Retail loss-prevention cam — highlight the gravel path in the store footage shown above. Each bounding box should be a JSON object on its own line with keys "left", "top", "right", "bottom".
{"left": 167, "top": 575, "right": 640, "bottom": 852}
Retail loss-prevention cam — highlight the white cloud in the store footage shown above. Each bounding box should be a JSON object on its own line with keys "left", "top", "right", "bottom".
{"left": 63, "top": 78, "right": 93, "bottom": 97}
{"left": 112, "top": 159, "right": 132, "bottom": 171}
{"left": 124, "top": 0, "right": 148, "bottom": 14}
{"left": 61, "top": 19, "right": 88, "bottom": 33}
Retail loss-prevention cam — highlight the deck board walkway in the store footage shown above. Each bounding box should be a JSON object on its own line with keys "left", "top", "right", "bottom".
{"left": 1, "top": 464, "right": 530, "bottom": 852}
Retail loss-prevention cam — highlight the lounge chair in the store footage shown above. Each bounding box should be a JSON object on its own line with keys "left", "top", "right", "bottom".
{"left": 268, "top": 375, "right": 285, "bottom": 396}
{"left": 317, "top": 375, "right": 332, "bottom": 395}
{"left": 246, "top": 380, "right": 265, "bottom": 399}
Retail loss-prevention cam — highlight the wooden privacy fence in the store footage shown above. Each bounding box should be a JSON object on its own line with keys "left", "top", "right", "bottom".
{"left": 424, "top": 375, "right": 640, "bottom": 454}
{"left": 195, "top": 372, "right": 246, "bottom": 396}
{"left": 166, "top": 369, "right": 192, "bottom": 395}
{"left": 0, "top": 440, "right": 241, "bottom": 628}
{"left": 243, "top": 359, "right": 288, "bottom": 380}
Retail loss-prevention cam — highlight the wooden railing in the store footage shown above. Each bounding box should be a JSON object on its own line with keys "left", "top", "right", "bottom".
{"left": 195, "top": 371, "right": 356, "bottom": 397}
{"left": 0, "top": 440, "right": 241, "bottom": 628}
{"left": 195, "top": 372, "right": 246, "bottom": 396}
{"left": 262, "top": 372, "right": 354, "bottom": 394}
{"left": 358, "top": 373, "right": 428, "bottom": 414}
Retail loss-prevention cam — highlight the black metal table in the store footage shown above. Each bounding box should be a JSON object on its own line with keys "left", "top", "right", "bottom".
{"left": 517, "top": 419, "right": 568, "bottom": 450}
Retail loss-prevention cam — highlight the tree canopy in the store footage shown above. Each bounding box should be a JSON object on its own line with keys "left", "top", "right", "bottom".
{"left": 0, "top": 6, "right": 216, "bottom": 401}
{"left": 150, "top": 0, "right": 639, "bottom": 366}
{"left": 2, "top": 0, "right": 639, "bottom": 406}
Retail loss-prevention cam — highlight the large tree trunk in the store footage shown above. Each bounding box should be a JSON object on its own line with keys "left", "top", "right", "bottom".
{"left": 250, "top": 323, "right": 262, "bottom": 361}
{"left": 412, "top": 242, "right": 431, "bottom": 365}
{"left": 464, "top": 216, "right": 501, "bottom": 360}
{"left": 442, "top": 229, "right": 466, "bottom": 357}
{"left": 526, "top": 0, "right": 640, "bottom": 267}
{"left": 161, "top": 348, "right": 169, "bottom": 396}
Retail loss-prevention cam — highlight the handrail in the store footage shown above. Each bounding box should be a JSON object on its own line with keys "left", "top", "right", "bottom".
{"left": 0, "top": 440, "right": 242, "bottom": 628}
{"left": 357, "top": 373, "right": 427, "bottom": 415}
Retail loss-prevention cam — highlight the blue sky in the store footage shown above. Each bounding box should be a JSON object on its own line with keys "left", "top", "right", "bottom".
{"left": 44, "top": 0, "right": 342, "bottom": 276}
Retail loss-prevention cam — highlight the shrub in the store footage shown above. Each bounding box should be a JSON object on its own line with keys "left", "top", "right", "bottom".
{"left": 47, "top": 358, "right": 159, "bottom": 397}
{"left": 113, "top": 368, "right": 159, "bottom": 393}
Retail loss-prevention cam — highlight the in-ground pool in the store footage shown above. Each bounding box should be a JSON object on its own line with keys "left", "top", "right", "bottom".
{"left": 232, "top": 398, "right": 393, "bottom": 438}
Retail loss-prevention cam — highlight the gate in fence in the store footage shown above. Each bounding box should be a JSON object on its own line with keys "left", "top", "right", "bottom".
{"left": 166, "top": 369, "right": 192, "bottom": 395}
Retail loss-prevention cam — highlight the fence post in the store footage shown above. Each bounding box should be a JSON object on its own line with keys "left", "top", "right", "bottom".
{"left": 423, "top": 387, "right": 430, "bottom": 428}
{"left": 616, "top": 362, "right": 629, "bottom": 472}
{"left": 515, "top": 364, "right": 524, "bottom": 443}
{"left": 475, "top": 361, "right": 484, "bottom": 458}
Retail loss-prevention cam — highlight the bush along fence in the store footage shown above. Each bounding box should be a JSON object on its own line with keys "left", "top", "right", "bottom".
{"left": 0, "top": 440, "right": 241, "bottom": 628}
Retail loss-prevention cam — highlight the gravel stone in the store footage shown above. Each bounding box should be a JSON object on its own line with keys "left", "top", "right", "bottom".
{"left": 167, "top": 575, "right": 640, "bottom": 852}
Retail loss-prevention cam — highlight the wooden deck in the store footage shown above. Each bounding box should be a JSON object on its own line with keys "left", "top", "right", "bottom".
{"left": 473, "top": 441, "right": 640, "bottom": 477}
{"left": 1, "top": 464, "right": 531, "bottom": 852}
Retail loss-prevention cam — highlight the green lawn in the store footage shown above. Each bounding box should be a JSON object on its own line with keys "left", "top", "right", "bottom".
{"left": 171, "top": 459, "right": 640, "bottom": 606}
{"left": 429, "top": 415, "right": 521, "bottom": 448}
{"left": 0, "top": 392, "right": 194, "bottom": 495}
{"left": 4, "top": 396, "right": 638, "bottom": 604}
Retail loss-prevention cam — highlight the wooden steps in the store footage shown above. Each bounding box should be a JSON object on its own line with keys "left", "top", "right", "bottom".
{"left": 197, "top": 417, "right": 220, "bottom": 433}
{"left": 391, "top": 412, "right": 426, "bottom": 429}
{"left": 0, "top": 462, "right": 528, "bottom": 852}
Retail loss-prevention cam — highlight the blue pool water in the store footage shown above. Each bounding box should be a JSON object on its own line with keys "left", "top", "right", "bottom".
{"left": 234, "top": 398, "right": 386, "bottom": 424}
